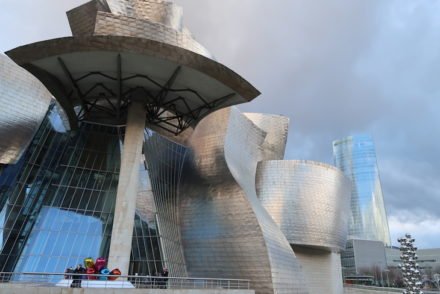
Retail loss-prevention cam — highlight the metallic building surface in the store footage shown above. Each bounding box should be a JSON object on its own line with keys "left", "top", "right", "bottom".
{"left": 179, "top": 107, "right": 308, "bottom": 294}
{"left": 256, "top": 160, "right": 351, "bottom": 251}
{"left": 243, "top": 113, "right": 289, "bottom": 161}
{"left": 333, "top": 135, "right": 391, "bottom": 245}
{"left": 105, "top": 0, "right": 184, "bottom": 31}
{"left": 67, "top": 0, "right": 211, "bottom": 58}
{"left": 0, "top": 54, "right": 52, "bottom": 164}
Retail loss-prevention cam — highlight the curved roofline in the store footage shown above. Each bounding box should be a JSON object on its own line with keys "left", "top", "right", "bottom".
{"left": 5, "top": 36, "right": 260, "bottom": 102}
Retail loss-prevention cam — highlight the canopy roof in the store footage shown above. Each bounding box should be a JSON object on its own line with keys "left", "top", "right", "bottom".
{"left": 6, "top": 36, "right": 260, "bottom": 134}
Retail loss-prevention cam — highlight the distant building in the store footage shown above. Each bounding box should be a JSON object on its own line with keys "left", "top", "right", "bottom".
{"left": 386, "top": 247, "right": 440, "bottom": 272}
{"left": 333, "top": 135, "right": 391, "bottom": 245}
{"left": 341, "top": 239, "right": 387, "bottom": 278}
{"left": 340, "top": 239, "right": 440, "bottom": 284}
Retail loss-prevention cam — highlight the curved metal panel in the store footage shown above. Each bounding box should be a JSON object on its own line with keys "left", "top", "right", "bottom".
{"left": 256, "top": 160, "right": 351, "bottom": 251}
{"left": 333, "top": 135, "right": 391, "bottom": 245}
{"left": 105, "top": 0, "right": 184, "bottom": 31}
{"left": 0, "top": 54, "right": 52, "bottom": 164}
{"left": 243, "top": 113, "right": 289, "bottom": 160}
{"left": 67, "top": 0, "right": 210, "bottom": 58}
{"left": 179, "top": 107, "right": 308, "bottom": 294}
{"left": 93, "top": 12, "right": 212, "bottom": 58}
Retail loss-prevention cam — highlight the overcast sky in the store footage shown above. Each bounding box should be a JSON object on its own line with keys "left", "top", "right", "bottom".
{"left": 1, "top": 0, "right": 439, "bottom": 248}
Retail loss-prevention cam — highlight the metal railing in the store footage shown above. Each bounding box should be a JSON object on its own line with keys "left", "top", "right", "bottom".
{"left": 344, "top": 284, "right": 440, "bottom": 293}
{"left": 0, "top": 272, "right": 251, "bottom": 290}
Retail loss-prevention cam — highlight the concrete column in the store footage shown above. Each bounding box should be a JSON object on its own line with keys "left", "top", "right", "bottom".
{"left": 108, "top": 101, "right": 145, "bottom": 275}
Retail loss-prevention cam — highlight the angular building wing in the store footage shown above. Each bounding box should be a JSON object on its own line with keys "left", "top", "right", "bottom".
{"left": 333, "top": 135, "right": 391, "bottom": 245}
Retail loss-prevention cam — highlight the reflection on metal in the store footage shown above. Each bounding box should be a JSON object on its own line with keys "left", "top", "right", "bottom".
{"left": 244, "top": 113, "right": 289, "bottom": 160}
{"left": 256, "top": 160, "right": 351, "bottom": 251}
{"left": 179, "top": 107, "right": 308, "bottom": 294}
{"left": 255, "top": 160, "right": 350, "bottom": 294}
{"left": 7, "top": 0, "right": 260, "bottom": 135}
{"left": 0, "top": 54, "right": 52, "bottom": 164}
{"left": 67, "top": 0, "right": 210, "bottom": 58}
{"left": 104, "top": 0, "right": 184, "bottom": 31}
{"left": 333, "top": 135, "right": 391, "bottom": 245}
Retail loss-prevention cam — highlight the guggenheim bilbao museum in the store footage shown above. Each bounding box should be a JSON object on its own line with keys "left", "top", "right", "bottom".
{"left": 0, "top": 1, "right": 352, "bottom": 293}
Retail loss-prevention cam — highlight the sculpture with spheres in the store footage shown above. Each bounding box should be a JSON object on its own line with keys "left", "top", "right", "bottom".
{"left": 398, "top": 234, "right": 423, "bottom": 294}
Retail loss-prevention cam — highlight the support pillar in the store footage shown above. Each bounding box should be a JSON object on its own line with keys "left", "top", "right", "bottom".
{"left": 108, "top": 101, "right": 145, "bottom": 275}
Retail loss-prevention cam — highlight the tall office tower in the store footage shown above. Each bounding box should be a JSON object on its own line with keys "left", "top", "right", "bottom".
{"left": 333, "top": 135, "right": 391, "bottom": 246}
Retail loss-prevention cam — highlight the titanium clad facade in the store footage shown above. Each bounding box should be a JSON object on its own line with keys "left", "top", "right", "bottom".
{"left": 256, "top": 160, "right": 351, "bottom": 251}
{"left": 179, "top": 107, "right": 308, "bottom": 294}
{"left": 333, "top": 135, "right": 391, "bottom": 245}
{"left": 67, "top": 0, "right": 212, "bottom": 58}
{"left": 243, "top": 113, "right": 289, "bottom": 161}
{"left": 255, "top": 160, "right": 351, "bottom": 294}
{"left": 0, "top": 55, "right": 52, "bottom": 165}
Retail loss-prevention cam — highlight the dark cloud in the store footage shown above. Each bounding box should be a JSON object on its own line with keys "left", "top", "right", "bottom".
{"left": 2, "top": 0, "right": 439, "bottom": 247}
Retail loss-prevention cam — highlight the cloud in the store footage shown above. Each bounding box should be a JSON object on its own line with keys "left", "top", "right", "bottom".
{"left": 389, "top": 214, "right": 440, "bottom": 248}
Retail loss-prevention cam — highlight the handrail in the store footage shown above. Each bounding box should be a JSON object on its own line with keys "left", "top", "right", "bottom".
{"left": 0, "top": 272, "right": 251, "bottom": 290}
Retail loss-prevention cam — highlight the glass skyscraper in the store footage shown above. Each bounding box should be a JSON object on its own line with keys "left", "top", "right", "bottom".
{"left": 333, "top": 135, "right": 391, "bottom": 246}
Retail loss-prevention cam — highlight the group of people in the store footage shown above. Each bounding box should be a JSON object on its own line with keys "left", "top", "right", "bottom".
{"left": 65, "top": 264, "right": 169, "bottom": 289}
{"left": 66, "top": 264, "right": 86, "bottom": 288}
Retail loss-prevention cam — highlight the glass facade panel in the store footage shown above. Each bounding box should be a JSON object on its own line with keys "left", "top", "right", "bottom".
{"left": 0, "top": 107, "right": 121, "bottom": 275}
{"left": 333, "top": 135, "right": 391, "bottom": 245}
{"left": 14, "top": 207, "right": 103, "bottom": 274}
{"left": 130, "top": 213, "right": 162, "bottom": 275}
{"left": 131, "top": 130, "right": 188, "bottom": 277}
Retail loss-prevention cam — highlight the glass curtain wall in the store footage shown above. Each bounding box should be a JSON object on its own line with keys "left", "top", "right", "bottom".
{"left": 0, "top": 107, "right": 121, "bottom": 275}
{"left": 129, "top": 130, "right": 188, "bottom": 277}
{"left": 333, "top": 135, "right": 391, "bottom": 245}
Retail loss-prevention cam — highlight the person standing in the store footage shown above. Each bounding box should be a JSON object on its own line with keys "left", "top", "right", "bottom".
{"left": 160, "top": 268, "right": 169, "bottom": 289}
{"left": 71, "top": 264, "right": 86, "bottom": 288}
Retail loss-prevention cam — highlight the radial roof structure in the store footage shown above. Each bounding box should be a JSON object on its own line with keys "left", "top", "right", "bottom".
{"left": 6, "top": 0, "right": 260, "bottom": 135}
